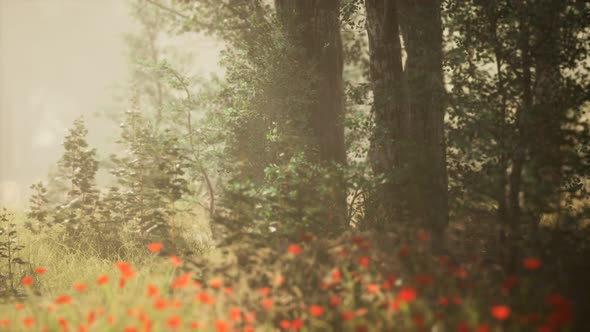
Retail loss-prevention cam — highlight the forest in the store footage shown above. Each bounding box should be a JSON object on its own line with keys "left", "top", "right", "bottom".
{"left": 1, "top": 0, "right": 589, "bottom": 331}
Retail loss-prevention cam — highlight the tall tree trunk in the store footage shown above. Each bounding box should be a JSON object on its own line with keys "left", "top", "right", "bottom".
{"left": 364, "top": 0, "right": 407, "bottom": 228}
{"left": 365, "top": 0, "right": 448, "bottom": 243}
{"left": 275, "top": 0, "right": 346, "bottom": 164}
{"left": 275, "top": 0, "right": 347, "bottom": 226}
{"left": 399, "top": 0, "right": 448, "bottom": 239}
{"left": 527, "top": 0, "right": 564, "bottom": 222}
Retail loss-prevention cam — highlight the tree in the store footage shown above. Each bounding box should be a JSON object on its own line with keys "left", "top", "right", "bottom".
{"left": 364, "top": 0, "right": 448, "bottom": 242}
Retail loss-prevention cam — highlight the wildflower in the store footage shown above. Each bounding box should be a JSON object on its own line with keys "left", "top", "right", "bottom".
{"left": 146, "top": 284, "right": 159, "bottom": 298}
{"left": 196, "top": 292, "right": 215, "bottom": 305}
{"left": 399, "top": 245, "right": 410, "bottom": 257}
{"left": 118, "top": 278, "right": 125, "bottom": 289}
{"left": 170, "top": 255, "right": 182, "bottom": 267}
{"left": 223, "top": 287, "right": 233, "bottom": 295}
{"left": 154, "top": 298, "right": 168, "bottom": 311}
{"left": 279, "top": 320, "right": 290, "bottom": 329}
{"left": 438, "top": 297, "right": 449, "bottom": 306}
{"left": 523, "top": 257, "right": 541, "bottom": 270}
{"left": 452, "top": 297, "right": 463, "bottom": 305}
{"left": 215, "top": 320, "right": 228, "bottom": 332}
{"left": 96, "top": 274, "right": 108, "bottom": 285}
{"left": 366, "top": 283, "right": 379, "bottom": 294}
{"left": 166, "top": 316, "right": 181, "bottom": 329}
{"left": 208, "top": 277, "right": 223, "bottom": 288}
{"left": 58, "top": 318, "right": 68, "bottom": 331}
{"left": 0, "top": 319, "right": 9, "bottom": 327}
{"left": 456, "top": 322, "right": 469, "bottom": 332}
{"left": 123, "top": 327, "right": 137, "bottom": 332}
{"left": 73, "top": 283, "right": 86, "bottom": 292}
{"left": 475, "top": 324, "right": 490, "bottom": 332}
{"left": 291, "top": 319, "right": 304, "bottom": 329}
{"left": 342, "top": 310, "right": 355, "bottom": 321}
{"left": 15, "top": 303, "right": 24, "bottom": 310}
{"left": 87, "top": 311, "right": 95, "bottom": 325}
{"left": 309, "top": 305, "right": 324, "bottom": 317}
{"left": 329, "top": 295, "right": 341, "bottom": 307}
{"left": 244, "top": 312, "right": 256, "bottom": 324}
{"left": 288, "top": 244, "right": 302, "bottom": 256}
{"left": 417, "top": 231, "right": 430, "bottom": 241}
{"left": 23, "top": 317, "right": 34, "bottom": 327}
{"left": 357, "top": 256, "right": 369, "bottom": 268}
{"left": 55, "top": 295, "right": 71, "bottom": 305}
{"left": 190, "top": 321, "right": 200, "bottom": 329}
{"left": 397, "top": 287, "right": 417, "bottom": 303}
{"left": 261, "top": 298, "right": 273, "bottom": 311}
{"left": 274, "top": 275, "right": 285, "bottom": 286}
{"left": 258, "top": 287, "right": 271, "bottom": 296}
{"left": 34, "top": 267, "right": 46, "bottom": 274}
{"left": 414, "top": 274, "right": 433, "bottom": 286}
{"left": 501, "top": 275, "right": 518, "bottom": 291}
{"left": 147, "top": 242, "right": 163, "bottom": 253}
{"left": 490, "top": 305, "right": 510, "bottom": 321}
{"left": 331, "top": 268, "right": 341, "bottom": 283}
{"left": 172, "top": 273, "right": 191, "bottom": 289}
{"left": 229, "top": 307, "right": 241, "bottom": 322}
{"left": 21, "top": 276, "right": 33, "bottom": 286}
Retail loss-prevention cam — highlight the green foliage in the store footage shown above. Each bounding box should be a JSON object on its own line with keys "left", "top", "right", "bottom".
{"left": 0, "top": 208, "right": 27, "bottom": 296}
{"left": 110, "top": 108, "right": 192, "bottom": 242}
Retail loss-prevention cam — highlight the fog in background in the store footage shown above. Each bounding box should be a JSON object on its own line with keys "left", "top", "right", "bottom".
{"left": 0, "top": 0, "right": 221, "bottom": 208}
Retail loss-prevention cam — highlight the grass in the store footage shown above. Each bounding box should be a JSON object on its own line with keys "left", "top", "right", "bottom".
{"left": 0, "top": 210, "right": 579, "bottom": 331}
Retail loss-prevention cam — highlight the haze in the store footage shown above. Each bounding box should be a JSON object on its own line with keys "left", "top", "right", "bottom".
{"left": 0, "top": 0, "right": 221, "bottom": 208}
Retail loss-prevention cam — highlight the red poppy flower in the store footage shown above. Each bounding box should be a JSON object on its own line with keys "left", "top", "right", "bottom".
{"left": 23, "top": 317, "right": 34, "bottom": 327}
{"left": 223, "top": 287, "right": 233, "bottom": 295}
{"left": 170, "top": 255, "right": 182, "bottom": 267}
{"left": 279, "top": 320, "right": 290, "bottom": 329}
{"left": 366, "top": 283, "right": 379, "bottom": 294}
{"left": 0, "top": 319, "right": 10, "bottom": 327}
{"left": 274, "top": 275, "right": 285, "bottom": 286}
{"left": 55, "top": 295, "right": 71, "bottom": 305}
{"left": 153, "top": 298, "right": 167, "bottom": 311}
{"left": 357, "top": 256, "right": 369, "bottom": 268}
{"left": 490, "top": 305, "right": 510, "bottom": 320}
{"left": 456, "top": 322, "right": 469, "bottom": 332}
{"left": 228, "top": 307, "right": 241, "bottom": 322}
{"left": 501, "top": 275, "right": 518, "bottom": 291}
{"left": 21, "top": 277, "right": 33, "bottom": 286}
{"left": 523, "top": 257, "right": 541, "bottom": 270}
{"left": 261, "top": 298, "right": 273, "bottom": 311}
{"left": 208, "top": 277, "right": 223, "bottom": 289}
{"left": 342, "top": 310, "right": 355, "bottom": 322}
{"left": 309, "top": 305, "right": 324, "bottom": 317}
{"left": 417, "top": 231, "right": 430, "bottom": 241}
{"left": 331, "top": 268, "right": 341, "bottom": 283}
{"left": 399, "top": 245, "right": 410, "bottom": 257}
{"left": 258, "top": 287, "right": 271, "bottom": 296}
{"left": 288, "top": 244, "right": 302, "bottom": 256}
{"left": 147, "top": 242, "right": 163, "bottom": 253}
{"left": 475, "top": 324, "right": 490, "bottom": 332}
{"left": 87, "top": 311, "right": 95, "bottom": 325}
{"left": 15, "top": 303, "right": 24, "bottom": 310}
{"left": 397, "top": 287, "right": 417, "bottom": 303}
{"left": 73, "top": 283, "right": 86, "bottom": 292}
{"left": 96, "top": 275, "right": 108, "bottom": 285}
{"left": 190, "top": 321, "right": 200, "bottom": 330}
{"left": 291, "top": 319, "right": 303, "bottom": 329}
{"left": 438, "top": 297, "right": 449, "bottom": 306}
{"left": 172, "top": 273, "right": 191, "bottom": 289}
{"left": 214, "top": 320, "right": 228, "bottom": 332}
{"left": 146, "top": 284, "right": 159, "bottom": 298}
{"left": 166, "top": 316, "right": 181, "bottom": 329}
{"left": 34, "top": 267, "right": 46, "bottom": 275}
{"left": 123, "top": 327, "right": 137, "bottom": 332}
{"left": 328, "top": 295, "right": 340, "bottom": 307}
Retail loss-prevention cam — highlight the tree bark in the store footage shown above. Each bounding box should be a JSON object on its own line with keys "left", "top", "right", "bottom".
{"left": 275, "top": 0, "right": 346, "bottom": 164}
{"left": 365, "top": 0, "right": 448, "bottom": 241}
